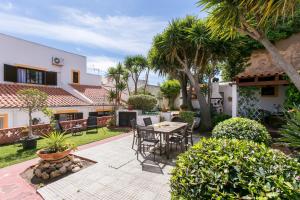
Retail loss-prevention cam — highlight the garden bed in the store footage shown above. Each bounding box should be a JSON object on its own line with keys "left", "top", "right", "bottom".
{"left": 20, "top": 155, "right": 96, "bottom": 189}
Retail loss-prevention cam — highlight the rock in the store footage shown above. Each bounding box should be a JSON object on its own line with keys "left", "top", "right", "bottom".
{"left": 41, "top": 172, "right": 49, "bottom": 180}
{"left": 63, "top": 161, "right": 72, "bottom": 168}
{"left": 34, "top": 168, "right": 42, "bottom": 177}
{"left": 41, "top": 162, "right": 50, "bottom": 169}
{"left": 77, "top": 162, "right": 83, "bottom": 167}
{"left": 59, "top": 166, "right": 67, "bottom": 174}
{"left": 72, "top": 166, "right": 81, "bottom": 173}
{"left": 50, "top": 170, "right": 61, "bottom": 178}
{"left": 68, "top": 156, "right": 74, "bottom": 162}
{"left": 67, "top": 165, "right": 73, "bottom": 171}
{"left": 73, "top": 158, "right": 81, "bottom": 164}
{"left": 55, "top": 163, "right": 63, "bottom": 169}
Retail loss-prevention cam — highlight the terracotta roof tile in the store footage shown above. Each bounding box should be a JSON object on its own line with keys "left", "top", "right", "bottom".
{"left": 0, "top": 83, "right": 87, "bottom": 108}
{"left": 70, "top": 84, "right": 109, "bottom": 105}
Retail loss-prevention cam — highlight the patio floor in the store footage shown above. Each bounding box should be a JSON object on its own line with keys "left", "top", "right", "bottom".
{"left": 38, "top": 134, "right": 177, "bottom": 200}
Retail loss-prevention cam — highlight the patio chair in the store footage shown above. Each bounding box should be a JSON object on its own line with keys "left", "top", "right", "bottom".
{"left": 143, "top": 117, "right": 152, "bottom": 126}
{"left": 185, "top": 120, "right": 196, "bottom": 147}
{"left": 136, "top": 125, "right": 159, "bottom": 161}
{"left": 169, "top": 125, "right": 188, "bottom": 152}
{"left": 86, "top": 116, "right": 98, "bottom": 134}
{"left": 131, "top": 118, "right": 137, "bottom": 149}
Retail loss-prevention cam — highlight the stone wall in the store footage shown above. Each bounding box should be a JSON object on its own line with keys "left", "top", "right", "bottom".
{"left": 0, "top": 116, "right": 112, "bottom": 145}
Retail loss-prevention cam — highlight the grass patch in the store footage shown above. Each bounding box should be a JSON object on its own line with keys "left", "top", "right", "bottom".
{"left": 0, "top": 127, "right": 125, "bottom": 168}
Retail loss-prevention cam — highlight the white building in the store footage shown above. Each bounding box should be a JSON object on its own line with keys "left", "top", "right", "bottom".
{"left": 0, "top": 33, "right": 113, "bottom": 129}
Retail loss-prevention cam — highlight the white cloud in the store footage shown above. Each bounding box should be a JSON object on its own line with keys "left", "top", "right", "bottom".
{"left": 87, "top": 56, "right": 119, "bottom": 75}
{"left": 0, "top": 8, "right": 166, "bottom": 55}
{"left": 0, "top": 2, "right": 13, "bottom": 11}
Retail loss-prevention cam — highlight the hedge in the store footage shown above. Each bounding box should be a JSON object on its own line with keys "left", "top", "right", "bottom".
{"left": 127, "top": 94, "right": 157, "bottom": 111}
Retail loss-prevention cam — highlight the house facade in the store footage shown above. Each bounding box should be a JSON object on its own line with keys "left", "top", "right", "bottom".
{"left": 0, "top": 33, "right": 113, "bottom": 129}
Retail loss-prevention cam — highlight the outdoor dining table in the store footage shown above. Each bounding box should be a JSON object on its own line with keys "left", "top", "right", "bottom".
{"left": 151, "top": 121, "right": 188, "bottom": 159}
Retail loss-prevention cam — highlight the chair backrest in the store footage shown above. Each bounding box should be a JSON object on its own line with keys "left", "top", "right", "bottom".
{"left": 87, "top": 116, "right": 97, "bottom": 126}
{"left": 130, "top": 118, "right": 137, "bottom": 130}
{"left": 179, "top": 125, "right": 189, "bottom": 136}
{"left": 143, "top": 117, "right": 152, "bottom": 126}
{"left": 171, "top": 116, "right": 184, "bottom": 122}
{"left": 188, "top": 120, "right": 196, "bottom": 133}
{"left": 137, "top": 125, "right": 156, "bottom": 140}
{"left": 54, "top": 120, "right": 63, "bottom": 133}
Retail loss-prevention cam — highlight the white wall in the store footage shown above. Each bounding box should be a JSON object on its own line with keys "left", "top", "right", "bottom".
{"left": 219, "top": 82, "right": 233, "bottom": 116}
{"left": 0, "top": 34, "right": 101, "bottom": 86}
{"left": 0, "top": 106, "right": 100, "bottom": 128}
{"left": 258, "top": 86, "right": 287, "bottom": 112}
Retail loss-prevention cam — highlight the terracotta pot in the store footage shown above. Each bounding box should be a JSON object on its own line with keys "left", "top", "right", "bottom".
{"left": 36, "top": 148, "right": 72, "bottom": 161}
{"left": 128, "top": 105, "right": 133, "bottom": 110}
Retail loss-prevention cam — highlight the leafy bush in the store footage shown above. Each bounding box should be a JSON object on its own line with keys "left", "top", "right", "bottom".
{"left": 280, "top": 107, "right": 300, "bottom": 147}
{"left": 160, "top": 80, "right": 181, "bottom": 109}
{"left": 212, "top": 113, "right": 231, "bottom": 127}
{"left": 127, "top": 94, "right": 157, "bottom": 111}
{"left": 42, "top": 131, "right": 75, "bottom": 153}
{"left": 284, "top": 84, "right": 300, "bottom": 108}
{"left": 212, "top": 117, "right": 271, "bottom": 144}
{"left": 171, "top": 138, "right": 300, "bottom": 199}
{"left": 179, "top": 111, "right": 194, "bottom": 125}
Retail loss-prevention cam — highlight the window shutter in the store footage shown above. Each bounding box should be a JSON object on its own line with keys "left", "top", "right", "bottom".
{"left": 45, "top": 71, "right": 57, "bottom": 85}
{"left": 4, "top": 64, "right": 17, "bottom": 82}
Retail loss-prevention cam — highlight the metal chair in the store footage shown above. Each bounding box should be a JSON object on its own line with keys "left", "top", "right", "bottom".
{"left": 185, "top": 120, "right": 196, "bottom": 148}
{"left": 130, "top": 118, "right": 137, "bottom": 149}
{"left": 86, "top": 116, "right": 98, "bottom": 134}
{"left": 136, "top": 125, "right": 159, "bottom": 161}
{"left": 169, "top": 125, "right": 188, "bottom": 152}
{"left": 143, "top": 117, "right": 152, "bottom": 126}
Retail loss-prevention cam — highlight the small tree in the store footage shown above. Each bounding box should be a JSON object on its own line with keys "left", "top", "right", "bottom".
{"left": 160, "top": 80, "right": 181, "bottom": 110}
{"left": 18, "top": 89, "right": 48, "bottom": 138}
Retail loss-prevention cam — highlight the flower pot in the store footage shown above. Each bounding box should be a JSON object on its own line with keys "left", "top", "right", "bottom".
{"left": 37, "top": 148, "right": 72, "bottom": 161}
{"left": 22, "top": 137, "right": 37, "bottom": 150}
{"left": 127, "top": 105, "right": 133, "bottom": 110}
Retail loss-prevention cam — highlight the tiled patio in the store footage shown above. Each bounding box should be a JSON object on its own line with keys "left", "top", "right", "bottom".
{"left": 38, "top": 134, "right": 176, "bottom": 200}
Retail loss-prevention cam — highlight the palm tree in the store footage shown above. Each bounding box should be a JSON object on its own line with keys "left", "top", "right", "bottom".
{"left": 198, "top": 0, "right": 300, "bottom": 91}
{"left": 149, "top": 16, "right": 214, "bottom": 129}
{"left": 124, "top": 55, "right": 148, "bottom": 94}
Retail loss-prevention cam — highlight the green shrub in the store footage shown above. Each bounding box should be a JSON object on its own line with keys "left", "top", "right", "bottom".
{"left": 212, "top": 113, "right": 231, "bottom": 127}
{"left": 179, "top": 111, "right": 194, "bottom": 125}
{"left": 127, "top": 94, "right": 157, "bottom": 111}
{"left": 171, "top": 138, "right": 300, "bottom": 200}
{"left": 280, "top": 107, "right": 300, "bottom": 147}
{"left": 212, "top": 117, "right": 271, "bottom": 144}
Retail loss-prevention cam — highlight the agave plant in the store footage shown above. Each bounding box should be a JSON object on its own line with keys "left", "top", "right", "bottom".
{"left": 280, "top": 107, "right": 300, "bottom": 147}
{"left": 42, "top": 131, "right": 76, "bottom": 153}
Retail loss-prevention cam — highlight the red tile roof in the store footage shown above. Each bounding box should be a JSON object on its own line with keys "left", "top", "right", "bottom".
{"left": 0, "top": 83, "right": 88, "bottom": 108}
{"left": 70, "top": 84, "right": 109, "bottom": 105}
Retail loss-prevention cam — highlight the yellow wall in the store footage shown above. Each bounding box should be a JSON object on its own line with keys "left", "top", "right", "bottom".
{"left": 0, "top": 114, "right": 8, "bottom": 129}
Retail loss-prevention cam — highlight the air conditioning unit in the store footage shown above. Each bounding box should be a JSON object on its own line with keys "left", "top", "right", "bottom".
{"left": 52, "top": 57, "right": 64, "bottom": 66}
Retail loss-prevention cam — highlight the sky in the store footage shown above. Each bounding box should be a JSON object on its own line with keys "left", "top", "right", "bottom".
{"left": 0, "top": 0, "right": 207, "bottom": 85}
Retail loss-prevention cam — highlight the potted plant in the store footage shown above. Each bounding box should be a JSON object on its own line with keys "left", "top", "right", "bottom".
{"left": 18, "top": 89, "right": 48, "bottom": 150}
{"left": 37, "top": 131, "right": 76, "bottom": 161}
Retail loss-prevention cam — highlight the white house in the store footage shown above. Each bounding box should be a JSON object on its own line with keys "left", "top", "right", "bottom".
{"left": 0, "top": 33, "right": 113, "bottom": 129}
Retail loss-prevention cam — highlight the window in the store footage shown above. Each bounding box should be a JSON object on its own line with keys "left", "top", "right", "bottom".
{"left": 72, "top": 71, "right": 79, "bottom": 84}
{"left": 4, "top": 64, "right": 57, "bottom": 85}
{"left": 261, "top": 86, "right": 277, "bottom": 97}
{"left": 54, "top": 113, "right": 83, "bottom": 122}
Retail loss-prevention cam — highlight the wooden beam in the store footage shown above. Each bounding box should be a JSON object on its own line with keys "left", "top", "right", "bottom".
{"left": 238, "top": 80, "right": 289, "bottom": 86}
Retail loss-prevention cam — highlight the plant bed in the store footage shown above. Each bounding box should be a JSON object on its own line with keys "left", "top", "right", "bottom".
{"left": 20, "top": 155, "right": 96, "bottom": 189}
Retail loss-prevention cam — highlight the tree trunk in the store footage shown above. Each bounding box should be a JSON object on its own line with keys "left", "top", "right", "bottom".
{"left": 144, "top": 68, "right": 150, "bottom": 93}
{"left": 187, "top": 82, "right": 193, "bottom": 110}
{"left": 258, "top": 37, "right": 300, "bottom": 91}
{"left": 28, "top": 110, "right": 33, "bottom": 138}
{"left": 185, "top": 69, "right": 212, "bottom": 129}
{"left": 134, "top": 81, "right": 138, "bottom": 94}
{"left": 180, "top": 77, "right": 188, "bottom": 107}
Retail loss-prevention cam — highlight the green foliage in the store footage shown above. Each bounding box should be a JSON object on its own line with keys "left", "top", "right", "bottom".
{"left": 280, "top": 107, "right": 300, "bottom": 147}
{"left": 107, "top": 63, "right": 127, "bottom": 104}
{"left": 212, "top": 117, "right": 271, "bottom": 144}
{"left": 179, "top": 111, "right": 194, "bottom": 125}
{"left": 127, "top": 94, "right": 157, "bottom": 111}
{"left": 212, "top": 113, "right": 231, "bottom": 127}
{"left": 160, "top": 79, "right": 180, "bottom": 109}
{"left": 284, "top": 84, "right": 300, "bottom": 108}
{"left": 17, "top": 88, "right": 48, "bottom": 112}
{"left": 42, "top": 131, "right": 75, "bottom": 153}
{"left": 171, "top": 138, "right": 300, "bottom": 199}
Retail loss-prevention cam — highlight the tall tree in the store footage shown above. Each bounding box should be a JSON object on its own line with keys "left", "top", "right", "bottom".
{"left": 124, "top": 55, "right": 148, "bottom": 94}
{"left": 107, "top": 63, "right": 127, "bottom": 106}
{"left": 150, "top": 16, "right": 215, "bottom": 129}
{"left": 198, "top": 0, "right": 300, "bottom": 91}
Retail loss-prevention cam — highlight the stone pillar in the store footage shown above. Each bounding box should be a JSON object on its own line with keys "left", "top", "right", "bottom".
{"left": 232, "top": 83, "right": 238, "bottom": 117}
